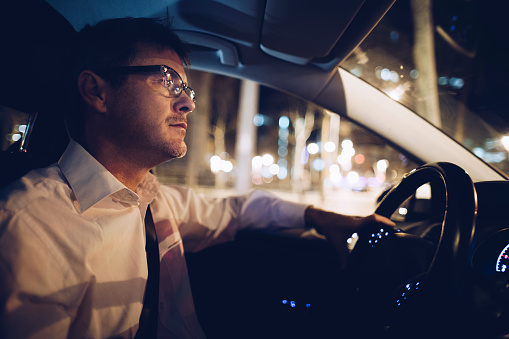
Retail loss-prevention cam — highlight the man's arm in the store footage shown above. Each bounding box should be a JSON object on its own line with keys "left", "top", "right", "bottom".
{"left": 156, "top": 186, "right": 307, "bottom": 252}
{"left": 158, "top": 185, "right": 393, "bottom": 259}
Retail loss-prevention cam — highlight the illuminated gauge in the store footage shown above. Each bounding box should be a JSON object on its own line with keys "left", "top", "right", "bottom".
{"left": 472, "top": 229, "right": 509, "bottom": 275}
{"left": 496, "top": 243, "right": 509, "bottom": 273}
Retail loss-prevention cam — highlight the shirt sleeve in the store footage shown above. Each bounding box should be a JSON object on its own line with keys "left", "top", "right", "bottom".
{"left": 0, "top": 209, "right": 72, "bottom": 339}
{"left": 155, "top": 186, "right": 308, "bottom": 252}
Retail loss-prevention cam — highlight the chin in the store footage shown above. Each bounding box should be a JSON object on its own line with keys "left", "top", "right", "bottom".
{"left": 168, "top": 144, "right": 187, "bottom": 159}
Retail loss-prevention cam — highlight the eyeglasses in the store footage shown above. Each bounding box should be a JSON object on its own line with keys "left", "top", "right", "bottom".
{"left": 97, "top": 65, "right": 196, "bottom": 102}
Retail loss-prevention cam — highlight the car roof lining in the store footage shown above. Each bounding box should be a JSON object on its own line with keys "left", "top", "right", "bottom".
{"left": 46, "top": 0, "right": 395, "bottom": 69}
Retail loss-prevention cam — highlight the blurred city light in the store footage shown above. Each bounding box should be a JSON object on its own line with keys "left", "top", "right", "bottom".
{"left": 221, "top": 160, "right": 233, "bottom": 173}
{"left": 252, "top": 156, "right": 263, "bottom": 169}
{"left": 342, "top": 147, "right": 355, "bottom": 157}
{"left": 337, "top": 154, "right": 350, "bottom": 165}
{"left": 342, "top": 139, "right": 353, "bottom": 149}
{"left": 312, "top": 159, "right": 324, "bottom": 171}
{"left": 473, "top": 147, "right": 484, "bottom": 158}
{"left": 279, "top": 116, "right": 290, "bottom": 129}
{"left": 210, "top": 155, "right": 233, "bottom": 174}
{"left": 324, "top": 141, "right": 336, "bottom": 152}
{"left": 381, "top": 68, "right": 391, "bottom": 81}
{"left": 377, "top": 159, "right": 389, "bottom": 172}
{"left": 307, "top": 143, "right": 319, "bottom": 155}
{"left": 390, "top": 31, "right": 399, "bottom": 41}
{"left": 502, "top": 136, "right": 509, "bottom": 151}
{"left": 261, "top": 166, "right": 272, "bottom": 178}
{"left": 210, "top": 155, "right": 221, "bottom": 173}
{"left": 388, "top": 83, "right": 410, "bottom": 101}
{"left": 269, "top": 164, "right": 280, "bottom": 175}
{"left": 262, "top": 154, "right": 274, "bottom": 166}
{"left": 278, "top": 147, "right": 288, "bottom": 157}
{"left": 347, "top": 171, "right": 359, "bottom": 185}
{"left": 277, "top": 167, "right": 288, "bottom": 180}
{"left": 253, "top": 114, "right": 264, "bottom": 126}
{"left": 449, "top": 77, "right": 464, "bottom": 89}
{"left": 329, "top": 164, "right": 341, "bottom": 183}
{"left": 252, "top": 175, "right": 262, "bottom": 185}
{"left": 355, "top": 154, "right": 365, "bottom": 164}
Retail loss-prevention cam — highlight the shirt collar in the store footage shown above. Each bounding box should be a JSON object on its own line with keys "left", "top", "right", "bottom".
{"left": 58, "top": 140, "right": 159, "bottom": 213}
{"left": 137, "top": 171, "right": 160, "bottom": 205}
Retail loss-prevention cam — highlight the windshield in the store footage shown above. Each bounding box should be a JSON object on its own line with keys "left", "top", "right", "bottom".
{"left": 341, "top": 0, "right": 509, "bottom": 177}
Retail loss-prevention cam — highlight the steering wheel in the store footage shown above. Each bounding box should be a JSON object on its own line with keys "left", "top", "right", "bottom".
{"left": 345, "top": 162, "right": 477, "bottom": 336}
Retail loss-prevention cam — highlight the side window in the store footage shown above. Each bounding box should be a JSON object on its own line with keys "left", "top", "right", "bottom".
{"left": 0, "top": 105, "right": 35, "bottom": 153}
{"left": 154, "top": 70, "right": 419, "bottom": 215}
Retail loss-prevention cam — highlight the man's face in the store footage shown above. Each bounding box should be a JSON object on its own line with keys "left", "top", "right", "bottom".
{"left": 104, "top": 46, "right": 195, "bottom": 166}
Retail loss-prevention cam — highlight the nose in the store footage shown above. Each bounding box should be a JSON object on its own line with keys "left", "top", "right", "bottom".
{"left": 173, "top": 92, "right": 195, "bottom": 114}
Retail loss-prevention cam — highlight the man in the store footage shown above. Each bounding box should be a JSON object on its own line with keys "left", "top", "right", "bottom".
{"left": 0, "top": 18, "right": 394, "bottom": 338}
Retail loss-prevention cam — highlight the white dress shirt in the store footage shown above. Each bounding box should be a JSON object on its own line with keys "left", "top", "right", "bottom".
{"left": 0, "top": 140, "right": 307, "bottom": 338}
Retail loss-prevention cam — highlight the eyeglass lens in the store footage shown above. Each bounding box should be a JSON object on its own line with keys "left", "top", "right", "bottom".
{"left": 162, "top": 67, "right": 195, "bottom": 102}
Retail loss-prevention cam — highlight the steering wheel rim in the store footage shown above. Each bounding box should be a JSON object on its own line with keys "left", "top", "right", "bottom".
{"left": 347, "top": 162, "right": 477, "bottom": 332}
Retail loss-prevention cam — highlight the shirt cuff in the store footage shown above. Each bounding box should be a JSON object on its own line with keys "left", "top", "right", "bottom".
{"left": 275, "top": 199, "right": 308, "bottom": 229}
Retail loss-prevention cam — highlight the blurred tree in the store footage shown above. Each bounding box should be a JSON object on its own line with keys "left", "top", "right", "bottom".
{"left": 412, "top": 0, "right": 442, "bottom": 128}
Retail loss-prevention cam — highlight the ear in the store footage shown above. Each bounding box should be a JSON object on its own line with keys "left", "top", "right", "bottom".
{"left": 77, "top": 70, "right": 108, "bottom": 113}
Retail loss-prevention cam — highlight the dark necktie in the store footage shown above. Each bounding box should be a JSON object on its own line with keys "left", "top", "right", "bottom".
{"left": 135, "top": 205, "right": 159, "bottom": 338}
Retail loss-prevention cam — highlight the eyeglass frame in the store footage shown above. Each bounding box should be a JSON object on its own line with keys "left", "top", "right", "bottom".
{"left": 94, "top": 64, "right": 196, "bottom": 102}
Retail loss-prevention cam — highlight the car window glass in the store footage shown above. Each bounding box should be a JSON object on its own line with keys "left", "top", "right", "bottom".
{"left": 154, "top": 70, "right": 419, "bottom": 215}
{"left": 341, "top": 0, "right": 509, "bottom": 177}
{"left": 0, "top": 105, "right": 33, "bottom": 152}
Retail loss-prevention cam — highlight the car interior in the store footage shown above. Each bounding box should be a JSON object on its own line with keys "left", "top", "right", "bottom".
{"left": 1, "top": 0, "right": 509, "bottom": 338}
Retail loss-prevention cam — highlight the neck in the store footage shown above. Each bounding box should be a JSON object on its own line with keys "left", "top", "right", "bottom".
{"left": 81, "top": 137, "right": 154, "bottom": 192}
{"left": 101, "top": 159, "right": 150, "bottom": 192}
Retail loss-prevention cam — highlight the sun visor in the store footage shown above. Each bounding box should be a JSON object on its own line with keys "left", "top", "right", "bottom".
{"left": 260, "top": 0, "right": 396, "bottom": 68}
{"left": 260, "top": 0, "right": 365, "bottom": 65}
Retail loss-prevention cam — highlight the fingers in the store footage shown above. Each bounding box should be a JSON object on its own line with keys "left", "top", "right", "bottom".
{"left": 303, "top": 207, "right": 396, "bottom": 269}
{"left": 372, "top": 213, "right": 396, "bottom": 227}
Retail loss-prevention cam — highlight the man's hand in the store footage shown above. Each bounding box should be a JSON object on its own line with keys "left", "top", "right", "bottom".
{"left": 305, "top": 206, "right": 395, "bottom": 268}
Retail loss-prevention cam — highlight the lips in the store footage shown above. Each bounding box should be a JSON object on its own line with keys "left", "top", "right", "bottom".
{"left": 170, "top": 122, "right": 187, "bottom": 130}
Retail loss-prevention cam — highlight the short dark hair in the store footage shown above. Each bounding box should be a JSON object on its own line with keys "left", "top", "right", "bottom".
{"left": 67, "top": 17, "right": 191, "bottom": 142}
